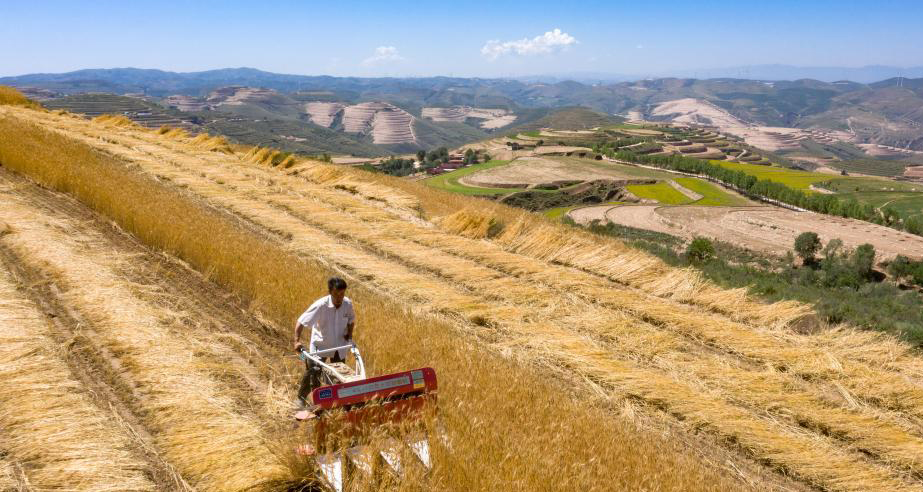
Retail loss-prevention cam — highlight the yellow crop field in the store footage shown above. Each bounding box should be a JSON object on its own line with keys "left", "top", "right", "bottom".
{"left": 2, "top": 92, "right": 923, "bottom": 491}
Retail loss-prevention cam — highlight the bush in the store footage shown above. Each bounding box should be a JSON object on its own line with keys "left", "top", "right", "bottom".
{"left": 685, "top": 237, "right": 715, "bottom": 263}
{"left": 888, "top": 255, "right": 923, "bottom": 287}
{"left": 851, "top": 243, "right": 876, "bottom": 280}
{"left": 793, "top": 232, "right": 821, "bottom": 265}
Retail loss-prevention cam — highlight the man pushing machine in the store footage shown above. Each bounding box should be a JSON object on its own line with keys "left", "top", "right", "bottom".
{"left": 293, "top": 277, "right": 356, "bottom": 408}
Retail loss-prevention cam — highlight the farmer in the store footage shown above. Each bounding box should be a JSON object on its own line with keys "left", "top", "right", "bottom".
{"left": 293, "top": 277, "right": 356, "bottom": 408}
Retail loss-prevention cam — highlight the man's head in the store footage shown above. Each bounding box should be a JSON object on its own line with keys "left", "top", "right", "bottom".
{"left": 327, "top": 277, "right": 348, "bottom": 308}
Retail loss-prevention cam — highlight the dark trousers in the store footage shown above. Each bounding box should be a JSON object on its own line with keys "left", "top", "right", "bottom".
{"left": 297, "top": 352, "right": 344, "bottom": 404}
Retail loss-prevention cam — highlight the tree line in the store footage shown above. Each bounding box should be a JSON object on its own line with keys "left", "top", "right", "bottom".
{"left": 610, "top": 150, "right": 923, "bottom": 237}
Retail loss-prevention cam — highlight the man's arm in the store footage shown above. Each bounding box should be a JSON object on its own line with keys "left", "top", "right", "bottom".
{"left": 345, "top": 303, "right": 356, "bottom": 341}
{"left": 345, "top": 321, "right": 355, "bottom": 341}
{"left": 293, "top": 321, "right": 305, "bottom": 352}
{"left": 294, "top": 302, "right": 321, "bottom": 351}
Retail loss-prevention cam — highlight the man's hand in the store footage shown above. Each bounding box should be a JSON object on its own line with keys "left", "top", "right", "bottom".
{"left": 294, "top": 341, "right": 305, "bottom": 353}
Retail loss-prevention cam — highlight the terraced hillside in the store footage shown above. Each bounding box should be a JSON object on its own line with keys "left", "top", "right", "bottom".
{"left": 5, "top": 101, "right": 923, "bottom": 491}
{"left": 340, "top": 102, "right": 416, "bottom": 144}
{"left": 43, "top": 93, "right": 195, "bottom": 129}
{"left": 305, "top": 101, "right": 345, "bottom": 127}
{"left": 422, "top": 106, "right": 517, "bottom": 129}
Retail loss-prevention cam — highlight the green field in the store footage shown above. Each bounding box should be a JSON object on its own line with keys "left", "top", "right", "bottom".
{"left": 820, "top": 177, "right": 923, "bottom": 193}
{"left": 712, "top": 161, "right": 832, "bottom": 190}
{"left": 829, "top": 159, "right": 911, "bottom": 177}
{"left": 543, "top": 202, "right": 627, "bottom": 220}
{"left": 835, "top": 191, "right": 923, "bottom": 218}
{"left": 626, "top": 182, "right": 692, "bottom": 205}
{"left": 423, "top": 160, "right": 522, "bottom": 195}
{"left": 673, "top": 177, "right": 751, "bottom": 206}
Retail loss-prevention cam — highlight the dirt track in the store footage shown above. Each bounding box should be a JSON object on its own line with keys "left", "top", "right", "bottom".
{"left": 574, "top": 204, "right": 923, "bottom": 259}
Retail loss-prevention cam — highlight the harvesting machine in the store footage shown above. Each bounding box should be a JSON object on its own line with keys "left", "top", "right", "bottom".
{"left": 295, "top": 343, "right": 439, "bottom": 491}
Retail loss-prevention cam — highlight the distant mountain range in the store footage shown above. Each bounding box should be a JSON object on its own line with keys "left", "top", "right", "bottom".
{"left": 521, "top": 66, "right": 923, "bottom": 85}
{"left": 3, "top": 67, "right": 923, "bottom": 153}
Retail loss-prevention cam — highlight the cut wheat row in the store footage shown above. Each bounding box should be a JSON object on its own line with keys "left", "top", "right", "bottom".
{"left": 0, "top": 458, "right": 22, "bottom": 491}
{"left": 0, "top": 187, "right": 287, "bottom": 491}
{"left": 0, "top": 257, "right": 155, "bottom": 491}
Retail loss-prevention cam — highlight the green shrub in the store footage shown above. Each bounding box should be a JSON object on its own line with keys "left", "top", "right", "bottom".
{"left": 793, "top": 232, "right": 821, "bottom": 265}
{"left": 685, "top": 237, "right": 715, "bottom": 263}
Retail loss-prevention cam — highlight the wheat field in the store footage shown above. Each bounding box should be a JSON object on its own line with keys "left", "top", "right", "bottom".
{"left": 1, "top": 93, "right": 923, "bottom": 491}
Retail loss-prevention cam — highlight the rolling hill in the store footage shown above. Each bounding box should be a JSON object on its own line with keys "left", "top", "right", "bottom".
{"left": 5, "top": 67, "right": 923, "bottom": 159}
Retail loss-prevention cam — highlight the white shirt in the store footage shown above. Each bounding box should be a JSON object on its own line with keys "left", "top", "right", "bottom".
{"left": 297, "top": 295, "right": 356, "bottom": 359}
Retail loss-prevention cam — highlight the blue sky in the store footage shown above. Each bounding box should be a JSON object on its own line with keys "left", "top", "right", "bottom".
{"left": 3, "top": 0, "right": 923, "bottom": 77}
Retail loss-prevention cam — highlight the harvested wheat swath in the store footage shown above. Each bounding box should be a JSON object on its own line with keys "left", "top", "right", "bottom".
{"left": 443, "top": 210, "right": 811, "bottom": 327}
{"left": 0, "top": 262, "right": 155, "bottom": 491}
{"left": 287, "top": 160, "right": 421, "bottom": 211}
{"left": 0, "top": 458, "right": 22, "bottom": 490}
{"left": 0, "top": 193, "right": 287, "bottom": 492}
{"left": 483, "top": 321, "right": 921, "bottom": 492}
{"left": 92, "top": 113, "right": 141, "bottom": 129}
{"left": 188, "top": 133, "right": 233, "bottom": 154}
{"left": 2, "top": 105, "right": 777, "bottom": 331}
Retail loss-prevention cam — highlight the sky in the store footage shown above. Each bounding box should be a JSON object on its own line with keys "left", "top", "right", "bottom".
{"left": 3, "top": 0, "right": 923, "bottom": 78}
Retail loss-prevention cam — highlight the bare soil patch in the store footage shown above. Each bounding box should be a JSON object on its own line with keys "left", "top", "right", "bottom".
{"left": 589, "top": 204, "right": 923, "bottom": 259}
{"left": 461, "top": 156, "right": 635, "bottom": 188}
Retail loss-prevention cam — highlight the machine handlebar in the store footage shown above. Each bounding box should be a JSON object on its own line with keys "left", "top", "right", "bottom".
{"left": 298, "top": 343, "right": 357, "bottom": 361}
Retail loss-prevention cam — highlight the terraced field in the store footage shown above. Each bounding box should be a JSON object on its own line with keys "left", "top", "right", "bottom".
{"left": 625, "top": 182, "right": 692, "bottom": 204}
{"left": 713, "top": 160, "right": 833, "bottom": 190}
{"left": 5, "top": 103, "right": 923, "bottom": 491}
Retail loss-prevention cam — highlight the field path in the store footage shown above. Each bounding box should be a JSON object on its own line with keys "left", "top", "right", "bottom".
{"left": 6, "top": 106, "right": 923, "bottom": 490}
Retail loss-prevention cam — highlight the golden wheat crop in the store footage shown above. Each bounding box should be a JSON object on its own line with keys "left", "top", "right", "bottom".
{"left": 0, "top": 86, "right": 40, "bottom": 109}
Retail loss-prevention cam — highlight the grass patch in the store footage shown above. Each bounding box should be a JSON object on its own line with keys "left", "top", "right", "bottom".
{"left": 835, "top": 191, "right": 923, "bottom": 219}
{"left": 712, "top": 160, "right": 831, "bottom": 190}
{"left": 543, "top": 206, "right": 575, "bottom": 220}
{"left": 831, "top": 158, "right": 911, "bottom": 177}
{"left": 822, "top": 177, "right": 923, "bottom": 193}
{"left": 423, "top": 160, "right": 522, "bottom": 195}
{"left": 674, "top": 177, "right": 751, "bottom": 206}
{"left": 626, "top": 182, "right": 693, "bottom": 204}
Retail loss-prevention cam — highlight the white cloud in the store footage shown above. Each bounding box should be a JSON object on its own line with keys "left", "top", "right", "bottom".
{"left": 636, "top": 44, "right": 644, "bottom": 49}
{"left": 481, "top": 28, "right": 577, "bottom": 61}
{"left": 362, "top": 46, "right": 404, "bottom": 66}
